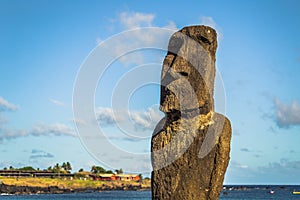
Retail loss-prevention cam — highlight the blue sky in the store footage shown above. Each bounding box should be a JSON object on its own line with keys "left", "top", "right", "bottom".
{"left": 1, "top": 0, "right": 300, "bottom": 184}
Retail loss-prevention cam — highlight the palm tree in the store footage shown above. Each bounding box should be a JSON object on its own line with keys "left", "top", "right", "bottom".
{"left": 53, "top": 163, "right": 61, "bottom": 173}
{"left": 61, "top": 162, "right": 67, "bottom": 171}
{"left": 66, "top": 162, "right": 72, "bottom": 173}
{"left": 47, "top": 166, "right": 53, "bottom": 171}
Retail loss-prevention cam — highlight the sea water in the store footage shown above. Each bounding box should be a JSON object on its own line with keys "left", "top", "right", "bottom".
{"left": 1, "top": 185, "right": 300, "bottom": 200}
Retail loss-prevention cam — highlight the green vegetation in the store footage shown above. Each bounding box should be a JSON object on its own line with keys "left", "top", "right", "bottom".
{"left": 17, "top": 166, "right": 36, "bottom": 171}
{"left": 2, "top": 163, "right": 125, "bottom": 176}
{"left": 2, "top": 162, "right": 73, "bottom": 173}
{"left": 78, "top": 168, "right": 84, "bottom": 172}
{"left": 91, "top": 165, "right": 106, "bottom": 174}
{"left": 115, "top": 168, "right": 123, "bottom": 174}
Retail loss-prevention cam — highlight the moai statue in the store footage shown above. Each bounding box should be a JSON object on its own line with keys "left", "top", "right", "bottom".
{"left": 151, "top": 26, "right": 232, "bottom": 200}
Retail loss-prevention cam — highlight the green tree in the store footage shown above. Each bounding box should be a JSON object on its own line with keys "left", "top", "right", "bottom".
{"left": 138, "top": 173, "right": 143, "bottom": 180}
{"left": 53, "top": 163, "right": 61, "bottom": 173}
{"left": 62, "top": 162, "right": 67, "bottom": 171}
{"left": 115, "top": 168, "right": 123, "bottom": 174}
{"left": 91, "top": 165, "right": 106, "bottom": 174}
{"left": 78, "top": 168, "right": 84, "bottom": 172}
{"left": 18, "top": 166, "right": 35, "bottom": 171}
{"left": 66, "top": 162, "right": 72, "bottom": 173}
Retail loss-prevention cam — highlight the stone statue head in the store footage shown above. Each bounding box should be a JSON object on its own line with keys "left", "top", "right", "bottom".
{"left": 160, "top": 26, "right": 218, "bottom": 115}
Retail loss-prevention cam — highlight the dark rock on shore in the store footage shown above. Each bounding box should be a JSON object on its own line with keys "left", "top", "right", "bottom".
{"left": 0, "top": 183, "right": 70, "bottom": 194}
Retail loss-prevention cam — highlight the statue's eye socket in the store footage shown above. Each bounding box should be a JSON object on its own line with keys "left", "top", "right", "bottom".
{"left": 198, "top": 36, "right": 211, "bottom": 45}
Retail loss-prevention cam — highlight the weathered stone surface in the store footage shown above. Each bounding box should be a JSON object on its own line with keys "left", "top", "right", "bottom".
{"left": 160, "top": 26, "right": 217, "bottom": 114}
{"left": 151, "top": 26, "right": 232, "bottom": 200}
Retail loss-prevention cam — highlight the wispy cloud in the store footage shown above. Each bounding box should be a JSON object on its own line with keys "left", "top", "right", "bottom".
{"left": 96, "top": 107, "right": 163, "bottom": 131}
{"left": 96, "top": 107, "right": 123, "bottom": 126}
{"left": 230, "top": 160, "right": 249, "bottom": 169}
{"left": 119, "top": 12, "right": 155, "bottom": 29}
{"left": 0, "top": 96, "right": 18, "bottom": 112}
{"left": 72, "top": 118, "right": 88, "bottom": 126}
{"left": 227, "top": 159, "right": 300, "bottom": 184}
{"left": 163, "top": 21, "right": 177, "bottom": 30}
{"left": 30, "top": 123, "right": 76, "bottom": 137}
{"left": 114, "top": 11, "right": 178, "bottom": 31}
{"left": 31, "top": 149, "right": 45, "bottom": 154}
{"left": 50, "top": 99, "right": 65, "bottom": 107}
{"left": 274, "top": 98, "right": 300, "bottom": 128}
{"left": 240, "top": 148, "right": 251, "bottom": 152}
{"left": 0, "top": 123, "right": 76, "bottom": 141}
{"left": 0, "top": 97, "right": 17, "bottom": 138}
{"left": 97, "top": 11, "right": 177, "bottom": 66}
{"left": 131, "top": 107, "right": 163, "bottom": 130}
{"left": 30, "top": 149, "right": 54, "bottom": 159}
{"left": 258, "top": 159, "right": 300, "bottom": 174}
{"left": 0, "top": 96, "right": 76, "bottom": 141}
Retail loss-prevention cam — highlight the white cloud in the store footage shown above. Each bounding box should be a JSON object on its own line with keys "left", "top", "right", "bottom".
{"left": 274, "top": 98, "right": 300, "bottom": 128}
{"left": 96, "top": 107, "right": 123, "bottom": 125}
{"left": 0, "top": 96, "right": 18, "bottom": 111}
{"left": 97, "top": 11, "right": 177, "bottom": 66}
{"left": 72, "top": 118, "right": 88, "bottom": 126}
{"left": 30, "top": 123, "right": 76, "bottom": 137}
{"left": 0, "top": 96, "right": 76, "bottom": 141}
{"left": 119, "top": 12, "right": 155, "bottom": 29}
{"left": 131, "top": 107, "right": 163, "bottom": 130}
{"left": 96, "top": 106, "right": 163, "bottom": 131}
{"left": 0, "top": 123, "right": 77, "bottom": 141}
{"left": 200, "top": 16, "right": 223, "bottom": 40}
{"left": 230, "top": 160, "right": 249, "bottom": 169}
{"left": 50, "top": 99, "right": 65, "bottom": 107}
{"left": 163, "top": 21, "right": 177, "bottom": 30}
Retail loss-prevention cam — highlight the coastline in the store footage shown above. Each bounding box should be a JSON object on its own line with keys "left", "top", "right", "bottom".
{"left": 0, "top": 178, "right": 151, "bottom": 195}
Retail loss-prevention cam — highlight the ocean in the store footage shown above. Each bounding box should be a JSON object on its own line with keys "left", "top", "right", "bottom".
{"left": 1, "top": 185, "right": 300, "bottom": 200}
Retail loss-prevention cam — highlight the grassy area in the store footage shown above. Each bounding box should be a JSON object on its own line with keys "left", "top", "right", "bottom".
{"left": 0, "top": 176, "right": 151, "bottom": 190}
